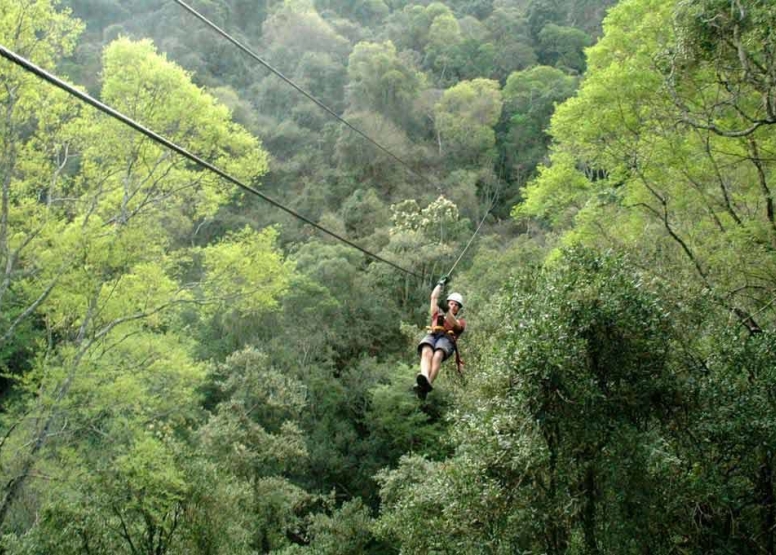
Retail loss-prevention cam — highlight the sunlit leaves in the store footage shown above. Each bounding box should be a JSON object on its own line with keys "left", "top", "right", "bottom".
{"left": 0, "top": 0, "right": 83, "bottom": 67}
{"left": 198, "top": 226, "right": 292, "bottom": 319}
{"left": 515, "top": 0, "right": 776, "bottom": 323}
{"left": 88, "top": 38, "right": 269, "bottom": 225}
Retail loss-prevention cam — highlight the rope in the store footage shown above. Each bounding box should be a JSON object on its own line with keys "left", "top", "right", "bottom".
{"left": 174, "top": 0, "right": 443, "bottom": 193}
{"left": 0, "top": 44, "right": 424, "bottom": 280}
{"left": 445, "top": 203, "right": 492, "bottom": 279}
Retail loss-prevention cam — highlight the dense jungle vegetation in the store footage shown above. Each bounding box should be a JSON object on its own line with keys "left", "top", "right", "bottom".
{"left": 2, "top": 0, "right": 776, "bottom": 552}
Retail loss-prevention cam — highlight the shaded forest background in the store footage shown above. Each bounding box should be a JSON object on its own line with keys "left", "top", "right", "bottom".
{"left": 2, "top": 0, "right": 776, "bottom": 553}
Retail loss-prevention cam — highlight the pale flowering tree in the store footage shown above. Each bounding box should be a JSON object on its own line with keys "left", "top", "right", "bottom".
{"left": 376, "top": 196, "right": 469, "bottom": 312}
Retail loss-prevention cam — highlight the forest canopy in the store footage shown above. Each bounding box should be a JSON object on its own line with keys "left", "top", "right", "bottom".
{"left": 2, "top": 0, "right": 776, "bottom": 553}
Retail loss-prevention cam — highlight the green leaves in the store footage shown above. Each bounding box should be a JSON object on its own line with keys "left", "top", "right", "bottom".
{"left": 377, "top": 248, "right": 680, "bottom": 553}
{"left": 515, "top": 0, "right": 776, "bottom": 332}
{"left": 434, "top": 78, "right": 503, "bottom": 165}
{"left": 346, "top": 41, "right": 426, "bottom": 124}
{"left": 0, "top": 0, "right": 83, "bottom": 67}
{"left": 501, "top": 66, "right": 578, "bottom": 177}
{"left": 198, "top": 226, "right": 292, "bottom": 319}
{"left": 0, "top": 13, "right": 303, "bottom": 548}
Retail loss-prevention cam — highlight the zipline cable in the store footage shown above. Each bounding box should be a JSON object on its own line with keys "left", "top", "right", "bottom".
{"left": 0, "top": 44, "right": 425, "bottom": 280}
{"left": 438, "top": 153, "right": 502, "bottom": 281}
{"left": 173, "top": 0, "right": 443, "bottom": 193}
{"left": 174, "top": 0, "right": 497, "bottom": 281}
{"left": 445, "top": 202, "right": 492, "bottom": 279}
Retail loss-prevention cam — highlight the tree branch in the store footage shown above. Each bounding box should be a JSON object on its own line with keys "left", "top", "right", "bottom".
{"left": 0, "top": 266, "right": 66, "bottom": 348}
{"left": 746, "top": 136, "right": 776, "bottom": 241}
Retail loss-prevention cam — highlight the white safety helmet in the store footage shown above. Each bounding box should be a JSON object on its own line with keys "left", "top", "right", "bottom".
{"left": 447, "top": 292, "right": 464, "bottom": 308}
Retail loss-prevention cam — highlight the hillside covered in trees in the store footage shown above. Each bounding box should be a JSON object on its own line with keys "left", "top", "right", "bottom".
{"left": 2, "top": 0, "right": 776, "bottom": 553}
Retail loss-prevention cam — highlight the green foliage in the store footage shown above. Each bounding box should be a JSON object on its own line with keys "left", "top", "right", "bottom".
{"left": 537, "top": 23, "right": 591, "bottom": 73}
{"left": 6, "top": 437, "right": 191, "bottom": 555}
{"left": 378, "top": 248, "right": 681, "bottom": 553}
{"left": 434, "top": 78, "right": 503, "bottom": 166}
{"left": 199, "top": 349, "right": 308, "bottom": 478}
{"left": 197, "top": 347, "right": 316, "bottom": 552}
{"left": 673, "top": 327, "right": 776, "bottom": 551}
{"left": 262, "top": 0, "right": 351, "bottom": 69}
{"left": 0, "top": 12, "right": 305, "bottom": 551}
{"left": 527, "top": 0, "right": 566, "bottom": 38}
{"left": 453, "top": 233, "right": 546, "bottom": 310}
{"left": 512, "top": 151, "right": 590, "bottom": 227}
{"left": 383, "top": 4, "right": 439, "bottom": 53}
{"left": 316, "top": 0, "right": 389, "bottom": 27}
{"left": 484, "top": 7, "right": 537, "bottom": 80}
{"left": 376, "top": 196, "right": 471, "bottom": 313}
{"left": 376, "top": 451, "right": 518, "bottom": 554}
{"left": 0, "top": 0, "right": 83, "bottom": 66}
{"left": 294, "top": 51, "right": 349, "bottom": 115}
{"left": 1, "top": 0, "right": 663, "bottom": 552}
{"left": 501, "top": 65, "right": 578, "bottom": 178}
{"left": 198, "top": 226, "right": 292, "bottom": 319}
{"left": 516, "top": 0, "right": 776, "bottom": 326}
{"left": 0, "top": 0, "right": 85, "bottom": 381}
{"left": 346, "top": 41, "right": 426, "bottom": 127}
{"left": 366, "top": 363, "right": 453, "bottom": 462}
{"left": 498, "top": 0, "right": 776, "bottom": 551}
{"left": 340, "top": 188, "right": 391, "bottom": 239}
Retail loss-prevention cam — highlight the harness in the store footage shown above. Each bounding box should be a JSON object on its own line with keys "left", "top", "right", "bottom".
{"left": 427, "top": 313, "right": 465, "bottom": 378}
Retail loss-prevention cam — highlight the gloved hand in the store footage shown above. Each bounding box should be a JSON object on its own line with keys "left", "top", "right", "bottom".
{"left": 437, "top": 274, "right": 449, "bottom": 288}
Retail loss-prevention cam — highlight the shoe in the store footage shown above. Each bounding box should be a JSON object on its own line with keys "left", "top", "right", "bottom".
{"left": 413, "top": 383, "right": 428, "bottom": 401}
{"left": 416, "top": 374, "right": 433, "bottom": 399}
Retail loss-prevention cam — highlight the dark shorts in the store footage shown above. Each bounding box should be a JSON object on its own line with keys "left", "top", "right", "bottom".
{"left": 417, "top": 333, "right": 455, "bottom": 361}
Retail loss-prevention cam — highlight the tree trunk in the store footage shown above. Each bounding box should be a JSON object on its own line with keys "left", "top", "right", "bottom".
{"left": 583, "top": 465, "right": 599, "bottom": 555}
{"left": 759, "top": 449, "right": 775, "bottom": 555}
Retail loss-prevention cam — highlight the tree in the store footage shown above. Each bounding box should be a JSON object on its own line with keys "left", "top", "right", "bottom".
{"left": 198, "top": 348, "right": 312, "bottom": 552}
{"left": 537, "top": 23, "right": 591, "bottom": 73}
{"left": 316, "top": 0, "right": 389, "bottom": 27}
{"left": 377, "top": 249, "right": 680, "bottom": 553}
{"left": 382, "top": 4, "right": 432, "bottom": 54}
{"left": 425, "top": 12, "right": 463, "bottom": 83}
{"left": 515, "top": 0, "right": 776, "bottom": 334}
{"left": 526, "top": 0, "right": 565, "bottom": 38}
{"left": 369, "top": 195, "right": 471, "bottom": 321}
{"left": 434, "top": 79, "right": 503, "bottom": 166}
{"left": 501, "top": 66, "right": 578, "bottom": 179}
{"left": 0, "top": 0, "right": 84, "bottom": 387}
{"left": 484, "top": 7, "right": 537, "bottom": 80}
{"left": 333, "top": 109, "right": 418, "bottom": 195}
{"left": 345, "top": 41, "right": 427, "bottom": 129}
{"left": 0, "top": 34, "right": 280, "bottom": 539}
{"left": 262, "top": 0, "right": 351, "bottom": 73}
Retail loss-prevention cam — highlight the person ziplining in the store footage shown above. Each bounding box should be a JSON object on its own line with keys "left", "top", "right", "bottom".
{"left": 414, "top": 276, "right": 466, "bottom": 400}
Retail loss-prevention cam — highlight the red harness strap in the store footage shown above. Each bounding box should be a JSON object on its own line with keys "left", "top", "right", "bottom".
{"left": 453, "top": 346, "right": 464, "bottom": 378}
